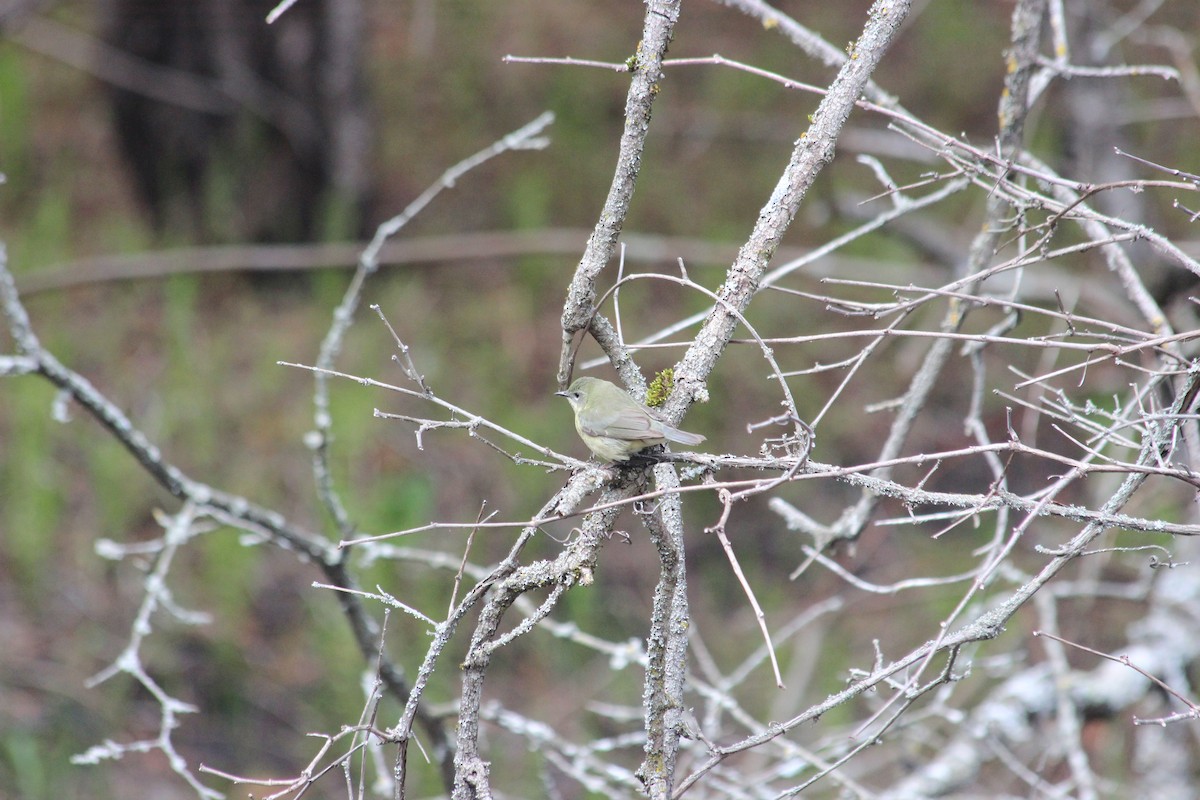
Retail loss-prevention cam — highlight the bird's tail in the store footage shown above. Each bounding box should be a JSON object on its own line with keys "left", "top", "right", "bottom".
{"left": 663, "top": 427, "right": 705, "bottom": 446}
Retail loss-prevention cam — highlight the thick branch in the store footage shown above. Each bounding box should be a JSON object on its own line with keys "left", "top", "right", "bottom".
{"left": 636, "top": 465, "right": 690, "bottom": 797}
{"left": 452, "top": 491, "right": 625, "bottom": 800}
{"left": 665, "top": 0, "right": 913, "bottom": 421}
{"left": 557, "top": 0, "right": 681, "bottom": 387}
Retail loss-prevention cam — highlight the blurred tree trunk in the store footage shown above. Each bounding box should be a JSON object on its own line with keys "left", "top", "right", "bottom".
{"left": 101, "top": 0, "right": 374, "bottom": 243}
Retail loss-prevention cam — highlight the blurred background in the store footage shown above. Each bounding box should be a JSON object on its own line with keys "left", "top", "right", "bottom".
{"left": 1, "top": 1, "right": 1199, "bottom": 797}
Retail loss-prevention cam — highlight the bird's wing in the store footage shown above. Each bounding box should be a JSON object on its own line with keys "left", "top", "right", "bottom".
{"left": 581, "top": 406, "right": 662, "bottom": 441}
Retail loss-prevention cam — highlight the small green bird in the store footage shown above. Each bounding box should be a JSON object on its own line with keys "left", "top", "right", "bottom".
{"left": 556, "top": 377, "right": 705, "bottom": 463}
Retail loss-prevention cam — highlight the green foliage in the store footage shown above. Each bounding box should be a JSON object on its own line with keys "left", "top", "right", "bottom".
{"left": 12, "top": 184, "right": 71, "bottom": 273}
{"left": 645, "top": 368, "right": 676, "bottom": 407}
{"left": 201, "top": 148, "right": 242, "bottom": 242}
{"left": 1, "top": 383, "right": 65, "bottom": 584}
{"left": 1, "top": 732, "right": 60, "bottom": 800}
{"left": 505, "top": 170, "right": 552, "bottom": 231}
{"left": 84, "top": 434, "right": 153, "bottom": 536}
{"left": 363, "top": 472, "right": 434, "bottom": 534}
{"left": 0, "top": 48, "right": 31, "bottom": 192}
{"left": 198, "top": 529, "right": 262, "bottom": 619}
{"left": 318, "top": 191, "right": 362, "bottom": 242}
{"left": 1, "top": 732, "right": 46, "bottom": 800}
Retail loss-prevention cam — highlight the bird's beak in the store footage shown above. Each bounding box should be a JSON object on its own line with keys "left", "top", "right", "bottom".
{"left": 554, "top": 390, "right": 568, "bottom": 397}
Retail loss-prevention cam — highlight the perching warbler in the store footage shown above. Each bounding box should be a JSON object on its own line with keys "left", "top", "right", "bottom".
{"left": 556, "top": 377, "right": 705, "bottom": 462}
